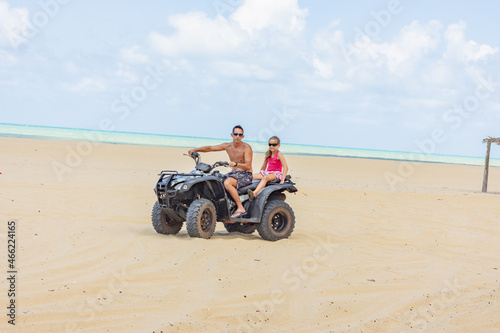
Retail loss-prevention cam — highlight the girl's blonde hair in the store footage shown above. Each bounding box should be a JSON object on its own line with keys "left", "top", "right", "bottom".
{"left": 264, "top": 136, "right": 280, "bottom": 159}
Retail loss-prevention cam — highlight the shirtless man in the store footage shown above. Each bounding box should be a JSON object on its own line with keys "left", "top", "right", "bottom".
{"left": 188, "top": 125, "right": 253, "bottom": 218}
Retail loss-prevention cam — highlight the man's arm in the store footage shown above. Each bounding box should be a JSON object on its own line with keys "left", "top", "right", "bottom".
{"left": 231, "top": 145, "right": 253, "bottom": 172}
{"left": 188, "top": 143, "right": 229, "bottom": 155}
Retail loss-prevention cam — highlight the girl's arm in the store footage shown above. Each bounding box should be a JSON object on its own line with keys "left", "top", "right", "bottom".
{"left": 278, "top": 152, "right": 288, "bottom": 184}
{"left": 260, "top": 158, "right": 268, "bottom": 172}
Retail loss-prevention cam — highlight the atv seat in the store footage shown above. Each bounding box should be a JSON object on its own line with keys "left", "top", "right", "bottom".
{"left": 237, "top": 181, "right": 259, "bottom": 195}
{"left": 236, "top": 175, "right": 292, "bottom": 195}
{"left": 264, "top": 174, "right": 292, "bottom": 185}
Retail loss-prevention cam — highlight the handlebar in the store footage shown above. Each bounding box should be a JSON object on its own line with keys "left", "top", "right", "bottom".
{"left": 184, "top": 152, "right": 200, "bottom": 164}
{"left": 213, "top": 161, "right": 229, "bottom": 168}
{"left": 184, "top": 152, "right": 200, "bottom": 158}
{"left": 184, "top": 153, "right": 229, "bottom": 172}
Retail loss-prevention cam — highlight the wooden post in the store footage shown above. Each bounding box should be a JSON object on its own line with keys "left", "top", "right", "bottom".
{"left": 482, "top": 140, "right": 491, "bottom": 192}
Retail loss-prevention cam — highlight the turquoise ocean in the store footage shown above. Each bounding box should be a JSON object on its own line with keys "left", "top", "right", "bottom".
{"left": 1, "top": 123, "right": 499, "bottom": 167}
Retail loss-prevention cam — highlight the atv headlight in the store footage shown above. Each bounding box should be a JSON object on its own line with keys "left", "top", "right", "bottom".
{"left": 173, "top": 183, "right": 184, "bottom": 190}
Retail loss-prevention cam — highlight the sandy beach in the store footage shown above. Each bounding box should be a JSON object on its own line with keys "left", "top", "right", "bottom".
{"left": 1, "top": 136, "right": 499, "bottom": 333}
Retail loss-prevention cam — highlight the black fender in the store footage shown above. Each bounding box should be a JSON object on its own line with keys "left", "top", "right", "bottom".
{"left": 178, "top": 176, "right": 224, "bottom": 196}
{"left": 178, "top": 176, "right": 229, "bottom": 216}
{"left": 247, "top": 183, "right": 297, "bottom": 222}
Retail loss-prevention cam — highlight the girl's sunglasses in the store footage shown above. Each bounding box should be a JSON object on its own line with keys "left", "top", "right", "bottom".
{"left": 268, "top": 143, "right": 278, "bottom": 147}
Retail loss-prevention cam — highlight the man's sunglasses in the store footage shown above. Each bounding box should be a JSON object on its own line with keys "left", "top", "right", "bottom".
{"left": 268, "top": 143, "right": 278, "bottom": 147}
{"left": 232, "top": 132, "right": 244, "bottom": 137}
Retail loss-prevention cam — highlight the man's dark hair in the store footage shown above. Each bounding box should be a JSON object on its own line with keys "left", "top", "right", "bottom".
{"left": 232, "top": 125, "right": 244, "bottom": 134}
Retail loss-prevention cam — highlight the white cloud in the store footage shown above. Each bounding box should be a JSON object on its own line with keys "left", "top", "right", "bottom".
{"left": 421, "top": 62, "right": 453, "bottom": 86}
{"left": 149, "top": 11, "right": 245, "bottom": 57}
{"left": 343, "top": 20, "right": 442, "bottom": 76}
{"left": 402, "top": 97, "right": 448, "bottom": 110}
{"left": 0, "top": 48, "right": 17, "bottom": 65}
{"left": 212, "top": 60, "right": 275, "bottom": 80}
{"left": 63, "top": 77, "right": 106, "bottom": 92}
{"left": 444, "top": 21, "right": 498, "bottom": 64}
{"left": 311, "top": 22, "right": 345, "bottom": 79}
{"left": 306, "top": 18, "right": 500, "bottom": 133}
{"left": 231, "top": 0, "right": 307, "bottom": 36}
{"left": 379, "top": 20, "right": 442, "bottom": 73}
{"left": 124, "top": 4, "right": 499, "bottom": 143}
{"left": 312, "top": 56, "right": 333, "bottom": 79}
{"left": 298, "top": 71, "right": 352, "bottom": 92}
{"left": 0, "top": 1, "right": 29, "bottom": 48}
{"left": 148, "top": 0, "right": 307, "bottom": 57}
{"left": 0, "top": 78, "right": 18, "bottom": 86}
{"left": 63, "top": 61, "right": 81, "bottom": 75}
{"left": 341, "top": 113, "right": 379, "bottom": 125}
{"left": 311, "top": 19, "right": 499, "bottom": 91}
{"left": 120, "top": 45, "right": 150, "bottom": 64}
{"left": 115, "top": 65, "right": 139, "bottom": 84}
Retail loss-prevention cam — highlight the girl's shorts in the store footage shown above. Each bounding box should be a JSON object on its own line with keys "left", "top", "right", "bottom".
{"left": 260, "top": 170, "right": 283, "bottom": 181}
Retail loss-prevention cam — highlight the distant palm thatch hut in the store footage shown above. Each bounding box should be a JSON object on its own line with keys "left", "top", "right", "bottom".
{"left": 482, "top": 137, "right": 500, "bottom": 192}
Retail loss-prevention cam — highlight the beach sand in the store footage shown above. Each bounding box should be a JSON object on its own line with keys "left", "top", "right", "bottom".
{"left": 1, "top": 136, "right": 499, "bottom": 332}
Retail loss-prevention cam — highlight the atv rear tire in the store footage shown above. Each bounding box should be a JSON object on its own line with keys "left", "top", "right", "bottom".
{"left": 257, "top": 200, "right": 295, "bottom": 241}
{"left": 186, "top": 199, "right": 217, "bottom": 239}
{"left": 223, "top": 222, "right": 257, "bottom": 234}
{"left": 152, "top": 201, "right": 183, "bottom": 235}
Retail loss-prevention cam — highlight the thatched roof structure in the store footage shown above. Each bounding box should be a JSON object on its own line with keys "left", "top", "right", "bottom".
{"left": 482, "top": 137, "right": 500, "bottom": 144}
{"left": 482, "top": 137, "right": 500, "bottom": 192}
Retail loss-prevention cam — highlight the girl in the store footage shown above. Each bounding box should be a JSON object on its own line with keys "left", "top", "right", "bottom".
{"left": 248, "top": 136, "right": 288, "bottom": 201}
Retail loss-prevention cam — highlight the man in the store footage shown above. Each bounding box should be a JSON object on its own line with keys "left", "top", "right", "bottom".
{"left": 188, "top": 125, "right": 253, "bottom": 218}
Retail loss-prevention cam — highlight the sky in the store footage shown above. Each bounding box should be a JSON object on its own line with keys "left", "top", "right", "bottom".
{"left": 1, "top": 0, "right": 500, "bottom": 158}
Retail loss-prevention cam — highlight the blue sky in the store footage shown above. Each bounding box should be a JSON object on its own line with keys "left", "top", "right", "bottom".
{"left": 1, "top": 0, "right": 500, "bottom": 157}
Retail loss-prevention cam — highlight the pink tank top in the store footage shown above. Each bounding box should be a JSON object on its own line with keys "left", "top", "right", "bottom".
{"left": 267, "top": 150, "right": 282, "bottom": 172}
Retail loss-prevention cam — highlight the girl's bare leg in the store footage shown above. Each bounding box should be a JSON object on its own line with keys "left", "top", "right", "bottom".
{"left": 252, "top": 173, "right": 264, "bottom": 180}
{"left": 253, "top": 174, "right": 277, "bottom": 197}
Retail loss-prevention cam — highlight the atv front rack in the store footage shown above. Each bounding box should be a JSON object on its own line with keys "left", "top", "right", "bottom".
{"left": 157, "top": 170, "right": 204, "bottom": 182}
{"left": 159, "top": 170, "right": 178, "bottom": 175}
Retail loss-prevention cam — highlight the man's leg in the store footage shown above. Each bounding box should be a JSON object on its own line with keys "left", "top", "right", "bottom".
{"left": 224, "top": 177, "right": 245, "bottom": 217}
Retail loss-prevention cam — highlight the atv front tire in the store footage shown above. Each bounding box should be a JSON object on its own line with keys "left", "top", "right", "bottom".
{"left": 186, "top": 199, "right": 217, "bottom": 239}
{"left": 152, "top": 202, "right": 183, "bottom": 235}
{"left": 257, "top": 200, "right": 295, "bottom": 241}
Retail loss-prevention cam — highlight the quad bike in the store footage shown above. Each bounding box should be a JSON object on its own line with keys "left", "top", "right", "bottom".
{"left": 151, "top": 152, "right": 298, "bottom": 241}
